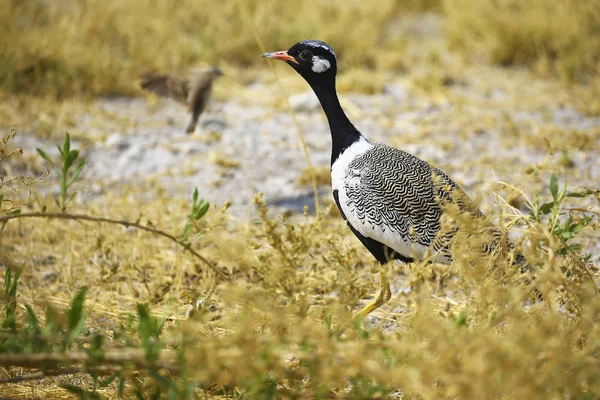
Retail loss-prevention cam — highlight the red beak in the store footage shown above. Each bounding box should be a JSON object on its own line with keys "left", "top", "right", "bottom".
{"left": 261, "top": 50, "right": 298, "bottom": 64}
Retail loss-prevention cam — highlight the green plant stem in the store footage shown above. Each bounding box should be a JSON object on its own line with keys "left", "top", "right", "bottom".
{"left": 60, "top": 165, "right": 67, "bottom": 212}
{"left": 0, "top": 212, "right": 228, "bottom": 279}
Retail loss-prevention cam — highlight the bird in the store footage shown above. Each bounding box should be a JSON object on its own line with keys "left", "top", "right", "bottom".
{"left": 140, "top": 66, "right": 223, "bottom": 134}
{"left": 262, "top": 40, "right": 531, "bottom": 334}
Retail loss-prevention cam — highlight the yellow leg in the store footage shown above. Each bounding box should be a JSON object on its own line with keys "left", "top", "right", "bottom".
{"left": 338, "top": 265, "right": 391, "bottom": 336}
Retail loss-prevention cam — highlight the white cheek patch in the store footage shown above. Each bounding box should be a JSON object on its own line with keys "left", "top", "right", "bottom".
{"left": 311, "top": 56, "right": 331, "bottom": 73}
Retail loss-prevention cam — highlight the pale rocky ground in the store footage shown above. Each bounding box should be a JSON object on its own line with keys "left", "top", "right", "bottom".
{"left": 16, "top": 82, "right": 600, "bottom": 213}
{"left": 11, "top": 68, "right": 600, "bottom": 255}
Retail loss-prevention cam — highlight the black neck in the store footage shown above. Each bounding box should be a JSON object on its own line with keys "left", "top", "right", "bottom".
{"left": 309, "top": 79, "right": 362, "bottom": 165}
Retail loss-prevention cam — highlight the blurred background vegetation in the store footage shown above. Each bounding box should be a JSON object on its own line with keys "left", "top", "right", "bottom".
{"left": 1, "top": 0, "right": 599, "bottom": 98}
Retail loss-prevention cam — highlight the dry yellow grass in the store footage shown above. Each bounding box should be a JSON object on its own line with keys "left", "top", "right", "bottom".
{"left": 445, "top": 0, "right": 600, "bottom": 81}
{"left": 1, "top": 125, "right": 599, "bottom": 398}
{"left": 2, "top": 0, "right": 598, "bottom": 99}
{"left": 296, "top": 166, "right": 331, "bottom": 188}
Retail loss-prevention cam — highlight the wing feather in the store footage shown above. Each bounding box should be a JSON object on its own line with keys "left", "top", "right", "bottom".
{"left": 139, "top": 74, "right": 190, "bottom": 105}
{"left": 341, "top": 144, "right": 483, "bottom": 262}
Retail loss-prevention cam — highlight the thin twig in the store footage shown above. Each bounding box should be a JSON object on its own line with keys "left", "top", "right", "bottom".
{"left": 0, "top": 212, "right": 228, "bottom": 279}
{"left": 0, "top": 366, "right": 125, "bottom": 384}
{"left": 0, "top": 331, "right": 91, "bottom": 343}
{"left": 0, "top": 331, "right": 190, "bottom": 353}
{"left": 0, "top": 349, "right": 177, "bottom": 371}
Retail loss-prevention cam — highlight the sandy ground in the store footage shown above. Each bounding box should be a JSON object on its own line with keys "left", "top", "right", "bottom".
{"left": 16, "top": 79, "right": 599, "bottom": 204}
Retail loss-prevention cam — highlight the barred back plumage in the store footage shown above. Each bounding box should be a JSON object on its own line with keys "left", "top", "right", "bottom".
{"left": 335, "top": 141, "right": 470, "bottom": 263}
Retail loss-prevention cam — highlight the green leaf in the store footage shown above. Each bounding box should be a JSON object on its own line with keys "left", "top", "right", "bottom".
{"left": 63, "top": 132, "right": 71, "bottom": 155}
{"left": 148, "top": 369, "right": 172, "bottom": 388}
{"left": 36, "top": 148, "right": 57, "bottom": 171}
{"left": 195, "top": 200, "right": 209, "bottom": 220}
{"left": 8, "top": 208, "right": 21, "bottom": 215}
{"left": 100, "top": 375, "right": 117, "bottom": 388}
{"left": 25, "top": 304, "right": 40, "bottom": 332}
{"left": 137, "top": 304, "right": 163, "bottom": 341}
{"left": 539, "top": 202, "right": 554, "bottom": 215}
{"left": 5, "top": 268, "right": 20, "bottom": 298}
{"left": 59, "top": 383, "right": 86, "bottom": 396}
{"left": 2, "top": 269, "right": 19, "bottom": 331}
{"left": 560, "top": 230, "right": 575, "bottom": 240}
{"left": 117, "top": 375, "right": 125, "bottom": 397}
{"left": 455, "top": 308, "right": 468, "bottom": 327}
{"left": 137, "top": 304, "right": 163, "bottom": 363}
{"left": 66, "top": 192, "right": 78, "bottom": 207}
{"left": 87, "top": 334, "right": 105, "bottom": 364}
{"left": 56, "top": 144, "right": 64, "bottom": 159}
{"left": 180, "top": 225, "right": 192, "bottom": 242}
{"left": 134, "top": 389, "right": 146, "bottom": 400}
{"left": 566, "top": 189, "right": 598, "bottom": 198}
{"left": 4, "top": 268, "right": 11, "bottom": 295}
{"left": 60, "top": 383, "right": 103, "bottom": 399}
{"left": 25, "top": 304, "right": 46, "bottom": 352}
{"left": 150, "top": 388, "right": 162, "bottom": 400}
{"left": 568, "top": 243, "right": 583, "bottom": 252}
{"left": 66, "top": 287, "right": 88, "bottom": 346}
{"left": 67, "top": 159, "right": 87, "bottom": 187}
{"left": 167, "top": 387, "right": 180, "bottom": 400}
{"left": 64, "top": 149, "right": 79, "bottom": 170}
{"left": 549, "top": 174, "right": 558, "bottom": 201}
{"left": 557, "top": 243, "right": 582, "bottom": 255}
{"left": 571, "top": 217, "right": 592, "bottom": 234}
{"left": 566, "top": 192, "right": 588, "bottom": 198}
{"left": 180, "top": 191, "right": 210, "bottom": 240}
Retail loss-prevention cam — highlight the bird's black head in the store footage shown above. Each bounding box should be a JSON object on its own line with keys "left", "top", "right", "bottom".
{"left": 262, "top": 40, "right": 337, "bottom": 85}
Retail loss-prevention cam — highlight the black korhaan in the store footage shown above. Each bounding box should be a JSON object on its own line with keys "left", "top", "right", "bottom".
{"left": 140, "top": 66, "right": 222, "bottom": 134}
{"left": 262, "top": 40, "right": 527, "bottom": 333}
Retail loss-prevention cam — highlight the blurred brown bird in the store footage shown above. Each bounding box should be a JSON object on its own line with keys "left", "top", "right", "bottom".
{"left": 140, "top": 66, "right": 223, "bottom": 134}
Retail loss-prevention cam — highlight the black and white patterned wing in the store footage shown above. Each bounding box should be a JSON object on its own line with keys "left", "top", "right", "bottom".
{"left": 339, "top": 144, "right": 459, "bottom": 263}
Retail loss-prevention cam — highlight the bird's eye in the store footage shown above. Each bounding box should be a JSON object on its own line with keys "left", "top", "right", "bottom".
{"left": 299, "top": 50, "right": 313, "bottom": 61}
